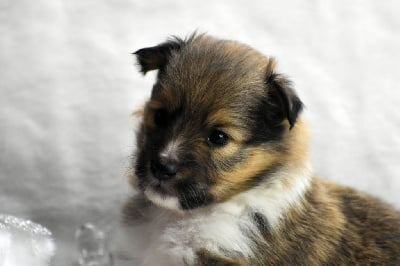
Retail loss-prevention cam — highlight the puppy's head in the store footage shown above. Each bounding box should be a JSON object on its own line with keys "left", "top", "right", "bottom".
{"left": 132, "top": 34, "right": 304, "bottom": 211}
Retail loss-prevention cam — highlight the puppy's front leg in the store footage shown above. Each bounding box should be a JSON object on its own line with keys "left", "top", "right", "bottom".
{"left": 193, "top": 249, "right": 247, "bottom": 266}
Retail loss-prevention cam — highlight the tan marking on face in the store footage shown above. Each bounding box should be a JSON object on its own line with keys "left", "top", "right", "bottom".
{"left": 125, "top": 168, "right": 137, "bottom": 188}
{"left": 212, "top": 147, "right": 280, "bottom": 200}
{"left": 223, "top": 127, "right": 247, "bottom": 143}
{"left": 143, "top": 100, "right": 163, "bottom": 128}
{"left": 148, "top": 99, "right": 163, "bottom": 109}
{"left": 281, "top": 118, "right": 310, "bottom": 167}
{"left": 132, "top": 107, "right": 144, "bottom": 117}
{"left": 212, "top": 142, "right": 241, "bottom": 159}
{"left": 210, "top": 118, "right": 310, "bottom": 202}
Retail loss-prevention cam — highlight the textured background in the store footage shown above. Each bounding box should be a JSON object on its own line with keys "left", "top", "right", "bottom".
{"left": 1, "top": 0, "right": 399, "bottom": 264}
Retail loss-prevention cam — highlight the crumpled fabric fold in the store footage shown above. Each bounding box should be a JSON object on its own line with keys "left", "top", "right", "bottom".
{"left": 0, "top": 215, "right": 55, "bottom": 266}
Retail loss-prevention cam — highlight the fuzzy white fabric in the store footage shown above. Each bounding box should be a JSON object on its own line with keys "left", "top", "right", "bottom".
{"left": 1, "top": 1, "right": 400, "bottom": 264}
{"left": 0, "top": 215, "right": 55, "bottom": 266}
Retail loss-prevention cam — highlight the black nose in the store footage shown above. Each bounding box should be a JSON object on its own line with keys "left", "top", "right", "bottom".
{"left": 150, "top": 160, "right": 179, "bottom": 181}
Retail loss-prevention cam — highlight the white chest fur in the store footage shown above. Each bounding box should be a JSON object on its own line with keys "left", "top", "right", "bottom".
{"left": 118, "top": 205, "right": 254, "bottom": 265}
{"left": 117, "top": 167, "right": 311, "bottom": 265}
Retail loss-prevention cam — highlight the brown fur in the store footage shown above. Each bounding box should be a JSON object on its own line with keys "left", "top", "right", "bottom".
{"left": 188, "top": 175, "right": 400, "bottom": 266}
{"left": 126, "top": 33, "right": 400, "bottom": 265}
{"left": 237, "top": 178, "right": 400, "bottom": 265}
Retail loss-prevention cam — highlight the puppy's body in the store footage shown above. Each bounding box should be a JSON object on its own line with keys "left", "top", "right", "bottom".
{"left": 121, "top": 34, "right": 400, "bottom": 265}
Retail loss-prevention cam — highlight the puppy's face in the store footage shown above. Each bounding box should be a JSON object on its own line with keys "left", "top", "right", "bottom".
{"left": 133, "top": 34, "right": 303, "bottom": 211}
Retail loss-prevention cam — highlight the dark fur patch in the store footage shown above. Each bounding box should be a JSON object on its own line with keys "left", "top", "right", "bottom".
{"left": 246, "top": 73, "right": 304, "bottom": 145}
{"left": 134, "top": 37, "right": 185, "bottom": 74}
{"left": 267, "top": 73, "right": 303, "bottom": 129}
{"left": 176, "top": 179, "right": 214, "bottom": 210}
{"left": 251, "top": 212, "right": 272, "bottom": 237}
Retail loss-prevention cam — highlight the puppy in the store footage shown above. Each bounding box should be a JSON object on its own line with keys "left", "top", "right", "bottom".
{"left": 121, "top": 33, "right": 400, "bottom": 265}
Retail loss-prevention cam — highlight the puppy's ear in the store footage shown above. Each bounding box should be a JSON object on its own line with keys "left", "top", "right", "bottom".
{"left": 265, "top": 61, "right": 303, "bottom": 129}
{"left": 134, "top": 39, "right": 182, "bottom": 74}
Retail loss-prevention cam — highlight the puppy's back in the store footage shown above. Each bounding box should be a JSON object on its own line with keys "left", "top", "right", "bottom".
{"left": 248, "top": 178, "right": 400, "bottom": 265}
{"left": 326, "top": 179, "right": 400, "bottom": 264}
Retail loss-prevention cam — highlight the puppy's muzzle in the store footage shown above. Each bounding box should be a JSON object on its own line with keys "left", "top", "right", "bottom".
{"left": 150, "top": 159, "right": 180, "bottom": 181}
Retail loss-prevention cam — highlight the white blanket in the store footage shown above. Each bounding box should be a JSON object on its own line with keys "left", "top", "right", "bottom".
{"left": 1, "top": 1, "right": 399, "bottom": 264}
{"left": 0, "top": 215, "right": 55, "bottom": 266}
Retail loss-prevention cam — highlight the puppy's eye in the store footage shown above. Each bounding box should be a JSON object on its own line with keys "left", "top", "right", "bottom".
{"left": 207, "top": 130, "right": 229, "bottom": 147}
{"left": 154, "top": 109, "right": 168, "bottom": 126}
